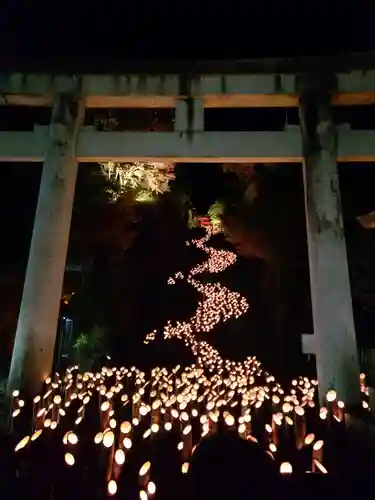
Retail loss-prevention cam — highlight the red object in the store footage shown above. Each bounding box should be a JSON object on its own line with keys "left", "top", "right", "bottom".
{"left": 196, "top": 216, "right": 211, "bottom": 227}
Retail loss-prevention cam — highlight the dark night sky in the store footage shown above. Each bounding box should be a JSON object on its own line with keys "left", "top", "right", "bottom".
{"left": 0, "top": 1, "right": 374, "bottom": 70}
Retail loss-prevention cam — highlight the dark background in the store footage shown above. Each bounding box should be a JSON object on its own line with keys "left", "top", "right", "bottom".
{"left": 0, "top": 1, "right": 374, "bottom": 71}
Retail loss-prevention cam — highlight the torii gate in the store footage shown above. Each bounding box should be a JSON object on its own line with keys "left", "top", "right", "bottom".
{"left": 3, "top": 59, "right": 375, "bottom": 405}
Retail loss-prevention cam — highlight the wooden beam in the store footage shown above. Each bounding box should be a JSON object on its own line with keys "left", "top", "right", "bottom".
{"left": 2, "top": 92, "right": 375, "bottom": 109}
{"left": 0, "top": 128, "right": 374, "bottom": 163}
{"left": 0, "top": 129, "right": 301, "bottom": 163}
{"left": 333, "top": 92, "right": 375, "bottom": 106}
{"left": 0, "top": 71, "right": 375, "bottom": 108}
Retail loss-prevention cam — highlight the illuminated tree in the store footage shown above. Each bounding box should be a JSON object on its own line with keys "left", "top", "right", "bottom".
{"left": 66, "top": 164, "right": 190, "bottom": 357}
{"left": 207, "top": 200, "right": 225, "bottom": 232}
{"left": 101, "top": 162, "right": 175, "bottom": 203}
{"left": 72, "top": 325, "right": 107, "bottom": 370}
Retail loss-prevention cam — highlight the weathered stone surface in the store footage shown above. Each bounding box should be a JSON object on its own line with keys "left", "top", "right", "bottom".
{"left": 300, "top": 82, "right": 361, "bottom": 405}
{"left": 7, "top": 86, "right": 84, "bottom": 397}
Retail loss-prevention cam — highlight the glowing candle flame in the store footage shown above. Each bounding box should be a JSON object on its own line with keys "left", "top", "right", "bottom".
{"left": 182, "top": 424, "right": 192, "bottom": 435}
{"left": 139, "top": 461, "right": 151, "bottom": 476}
{"left": 313, "top": 440, "right": 324, "bottom": 451}
{"left": 326, "top": 390, "right": 337, "bottom": 403}
{"left": 15, "top": 436, "right": 30, "bottom": 452}
{"left": 313, "top": 460, "right": 328, "bottom": 474}
{"left": 108, "top": 479, "right": 117, "bottom": 495}
{"left": 280, "top": 462, "right": 293, "bottom": 474}
{"left": 123, "top": 437, "right": 132, "bottom": 449}
{"left": 103, "top": 431, "right": 115, "bottom": 448}
{"left": 120, "top": 421, "right": 132, "bottom": 434}
{"left": 151, "top": 423, "right": 159, "bottom": 433}
{"left": 67, "top": 432, "right": 78, "bottom": 445}
{"left": 304, "top": 433, "right": 315, "bottom": 446}
{"left": 101, "top": 401, "right": 110, "bottom": 412}
{"left": 139, "top": 491, "right": 148, "bottom": 500}
{"left": 147, "top": 481, "right": 156, "bottom": 496}
{"left": 181, "top": 462, "right": 189, "bottom": 474}
{"left": 31, "top": 430, "right": 42, "bottom": 441}
{"left": 64, "top": 453, "right": 75, "bottom": 466}
{"left": 224, "top": 414, "right": 235, "bottom": 427}
{"left": 269, "top": 443, "right": 277, "bottom": 453}
{"left": 115, "top": 449, "right": 126, "bottom": 465}
{"left": 94, "top": 432, "right": 103, "bottom": 444}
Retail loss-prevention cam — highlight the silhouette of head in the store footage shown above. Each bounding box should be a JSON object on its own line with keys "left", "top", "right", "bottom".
{"left": 188, "top": 432, "right": 279, "bottom": 500}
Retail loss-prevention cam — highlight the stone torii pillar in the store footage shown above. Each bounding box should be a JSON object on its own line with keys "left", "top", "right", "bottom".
{"left": 7, "top": 88, "right": 84, "bottom": 397}
{"left": 299, "top": 79, "right": 361, "bottom": 407}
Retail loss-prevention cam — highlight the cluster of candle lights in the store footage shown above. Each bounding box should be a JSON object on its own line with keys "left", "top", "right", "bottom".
{"left": 145, "top": 227, "right": 249, "bottom": 373}
{"left": 11, "top": 363, "right": 371, "bottom": 493}
{"left": 10, "top": 225, "right": 372, "bottom": 497}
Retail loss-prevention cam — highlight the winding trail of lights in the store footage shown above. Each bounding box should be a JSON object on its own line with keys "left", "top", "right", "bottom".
{"left": 145, "top": 227, "right": 249, "bottom": 373}
{"left": 143, "top": 225, "right": 319, "bottom": 404}
{"left": 8, "top": 226, "right": 372, "bottom": 491}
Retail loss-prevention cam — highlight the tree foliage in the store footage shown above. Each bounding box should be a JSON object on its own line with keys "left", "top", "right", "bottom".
{"left": 72, "top": 325, "right": 107, "bottom": 369}
{"left": 207, "top": 200, "right": 225, "bottom": 232}
{"left": 101, "top": 162, "right": 175, "bottom": 203}
{"left": 66, "top": 164, "right": 191, "bottom": 360}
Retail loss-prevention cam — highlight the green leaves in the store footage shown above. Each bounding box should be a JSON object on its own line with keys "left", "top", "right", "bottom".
{"left": 188, "top": 209, "right": 199, "bottom": 229}
{"left": 100, "top": 162, "right": 175, "bottom": 203}
{"left": 73, "top": 325, "right": 107, "bottom": 367}
{"left": 207, "top": 200, "right": 225, "bottom": 231}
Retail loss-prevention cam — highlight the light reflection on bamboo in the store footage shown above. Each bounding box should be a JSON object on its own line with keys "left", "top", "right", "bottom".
{"left": 10, "top": 225, "right": 374, "bottom": 490}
